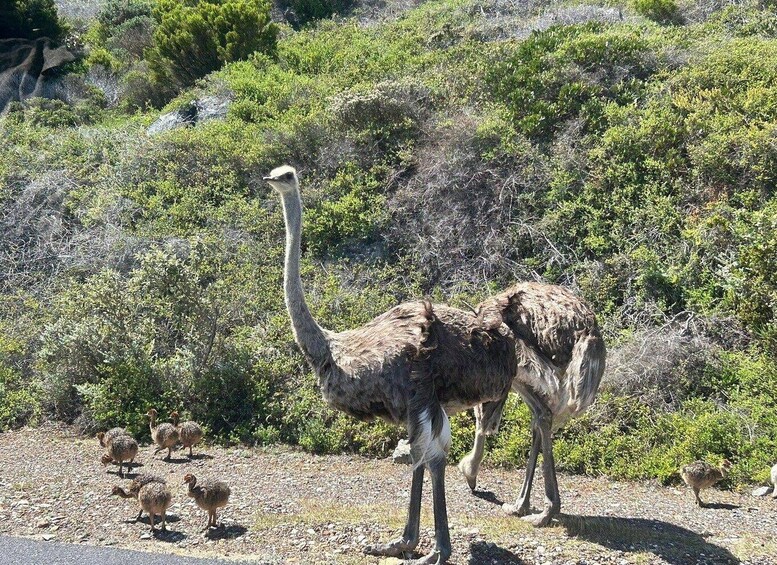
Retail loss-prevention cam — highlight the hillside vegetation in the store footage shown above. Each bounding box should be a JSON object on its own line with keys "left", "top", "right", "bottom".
{"left": 1, "top": 0, "right": 776, "bottom": 487}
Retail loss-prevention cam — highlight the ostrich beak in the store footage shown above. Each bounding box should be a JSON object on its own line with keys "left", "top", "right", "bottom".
{"left": 263, "top": 175, "right": 276, "bottom": 181}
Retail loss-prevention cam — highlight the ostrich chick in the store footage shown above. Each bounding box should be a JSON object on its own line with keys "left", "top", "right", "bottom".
{"left": 183, "top": 473, "right": 230, "bottom": 530}
{"left": 101, "top": 434, "right": 138, "bottom": 477}
{"left": 96, "top": 427, "right": 128, "bottom": 448}
{"left": 170, "top": 410, "right": 203, "bottom": 458}
{"left": 681, "top": 459, "right": 732, "bottom": 507}
{"left": 146, "top": 408, "right": 178, "bottom": 460}
{"left": 113, "top": 479, "right": 172, "bottom": 532}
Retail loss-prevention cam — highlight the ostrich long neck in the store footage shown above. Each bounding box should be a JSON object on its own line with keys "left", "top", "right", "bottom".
{"left": 280, "top": 189, "right": 329, "bottom": 365}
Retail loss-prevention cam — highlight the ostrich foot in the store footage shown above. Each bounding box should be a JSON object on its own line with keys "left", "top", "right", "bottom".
{"left": 407, "top": 549, "right": 447, "bottom": 565}
{"left": 363, "top": 537, "right": 417, "bottom": 558}
{"left": 520, "top": 504, "right": 559, "bottom": 527}
{"left": 502, "top": 502, "right": 531, "bottom": 517}
{"left": 457, "top": 458, "right": 478, "bottom": 491}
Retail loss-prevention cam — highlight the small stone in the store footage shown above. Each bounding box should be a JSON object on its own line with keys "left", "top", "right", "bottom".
{"left": 752, "top": 486, "right": 773, "bottom": 497}
{"left": 41, "top": 534, "right": 55, "bottom": 541}
{"left": 140, "top": 533, "right": 152, "bottom": 540}
{"left": 36, "top": 520, "right": 50, "bottom": 528}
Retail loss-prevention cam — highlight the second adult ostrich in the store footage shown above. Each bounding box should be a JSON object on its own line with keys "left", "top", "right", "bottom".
{"left": 458, "top": 282, "right": 606, "bottom": 526}
{"left": 264, "top": 166, "right": 518, "bottom": 565}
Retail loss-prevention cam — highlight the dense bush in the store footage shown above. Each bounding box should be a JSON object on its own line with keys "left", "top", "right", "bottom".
{"left": 0, "top": 0, "right": 66, "bottom": 40}
{"left": 632, "top": 0, "right": 682, "bottom": 24}
{"left": 146, "top": 0, "right": 279, "bottom": 90}
{"left": 281, "top": 0, "right": 355, "bottom": 27}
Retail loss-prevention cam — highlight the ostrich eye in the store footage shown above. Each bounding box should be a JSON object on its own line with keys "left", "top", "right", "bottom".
{"left": 283, "top": 171, "right": 293, "bottom": 180}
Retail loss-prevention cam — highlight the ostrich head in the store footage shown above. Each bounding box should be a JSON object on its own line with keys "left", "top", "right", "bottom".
{"left": 146, "top": 408, "right": 158, "bottom": 418}
{"left": 170, "top": 410, "right": 179, "bottom": 424}
{"left": 96, "top": 432, "right": 105, "bottom": 443}
{"left": 101, "top": 453, "right": 113, "bottom": 466}
{"left": 263, "top": 165, "right": 298, "bottom": 195}
{"left": 183, "top": 473, "right": 197, "bottom": 487}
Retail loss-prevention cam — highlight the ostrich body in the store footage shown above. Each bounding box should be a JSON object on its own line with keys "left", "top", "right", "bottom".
{"left": 183, "top": 473, "right": 231, "bottom": 530}
{"left": 146, "top": 408, "right": 178, "bottom": 460}
{"left": 117, "top": 474, "right": 167, "bottom": 521}
{"left": 96, "top": 427, "right": 128, "bottom": 448}
{"left": 264, "top": 166, "right": 517, "bottom": 564}
{"left": 101, "top": 434, "right": 138, "bottom": 477}
{"left": 112, "top": 478, "right": 172, "bottom": 531}
{"left": 170, "top": 411, "right": 203, "bottom": 458}
{"left": 681, "top": 459, "right": 732, "bottom": 507}
{"left": 459, "top": 282, "right": 606, "bottom": 526}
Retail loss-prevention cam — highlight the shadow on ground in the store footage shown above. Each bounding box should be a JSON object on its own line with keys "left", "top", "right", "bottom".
{"left": 134, "top": 514, "right": 182, "bottom": 525}
{"left": 468, "top": 541, "right": 526, "bottom": 564}
{"left": 472, "top": 489, "right": 505, "bottom": 506}
{"left": 702, "top": 502, "right": 741, "bottom": 510}
{"left": 559, "top": 514, "right": 740, "bottom": 564}
{"left": 205, "top": 524, "right": 247, "bottom": 539}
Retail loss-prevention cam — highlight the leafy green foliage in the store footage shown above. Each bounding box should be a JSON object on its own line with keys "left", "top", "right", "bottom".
{"left": 488, "top": 23, "right": 658, "bottom": 141}
{"left": 631, "top": 0, "right": 681, "bottom": 25}
{"left": 0, "top": 0, "right": 66, "bottom": 40}
{"left": 282, "top": 0, "right": 354, "bottom": 27}
{"left": 146, "top": 0, "right": 279, "bottom": 89}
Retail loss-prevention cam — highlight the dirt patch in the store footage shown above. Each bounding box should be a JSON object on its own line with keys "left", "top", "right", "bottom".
{"left": 0, "top": 424, "right": 774, "bottom": 564}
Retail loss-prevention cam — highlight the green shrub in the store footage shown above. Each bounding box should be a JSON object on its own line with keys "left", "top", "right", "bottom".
{"left": 147, "top": 0, "right": 279, "bottom": 90}
{"left": 631, "top": 0, "right": 681, "bottom": 25}
{"left": 282, "top": 0, "right": 354, "bottom": 27}
{"left": 0, "top": 0, "right": 66, "bottom": 40}
{"left": 488, "top": 23, "right": 657, "bottom": 141}
{"left": 38, "top": 241, "right": 279, "bottom": 436}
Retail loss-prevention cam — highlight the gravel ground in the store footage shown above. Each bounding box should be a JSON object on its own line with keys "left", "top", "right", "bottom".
{"left": 0, "top": 425, "right": 774, "bottom": 564}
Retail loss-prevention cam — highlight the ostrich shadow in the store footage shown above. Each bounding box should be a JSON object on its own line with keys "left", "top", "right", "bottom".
{"left": 152, "top": 455, "right": 190, "bottom": 464}
{"left": 558, "top": 514, "right": 740, "bottom": 565}
{"left": 471, "top": 489, "right": 505, "bottom": 506}
{"left": 701, "top": 502, "right": 740, "bottom": 510}
{"left": 188, "top": 453, "right": 214, "bottom": 461}
{"left": 468, "top": 541, "right": 526, "bottom": 564}
{"left": 204, "top": 524, "right": 247, "bottom": 539}
{"left": 152, "top": 528, "right": 186, "bottom": 543}
{"left": 131, "top": 513, "right": 182, "bottom": 525}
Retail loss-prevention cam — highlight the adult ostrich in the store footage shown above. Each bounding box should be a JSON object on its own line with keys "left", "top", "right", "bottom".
{"left": 458, "top": 282, "right": 606, "bottom": 527}
{"left": 264, "top": 165, "right": 517, "bottom": 564}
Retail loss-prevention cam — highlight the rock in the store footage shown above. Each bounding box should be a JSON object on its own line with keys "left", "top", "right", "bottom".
{"left": 752, "top": 486, "right": 773, "bottom": 497}
{"left": 36, "top": 520, "right": 50, "bottom": 528}
{"left": 41, "top": 533, "right": 55, "bottom": 541}
{"left": 140, "top": 533, "right": 152, "bottom": 540}
{"left": 392, "top": 439, "right": 412, "bottom": 465}
{"left": 147, "top": 94, "right": 231, "bottom": 135}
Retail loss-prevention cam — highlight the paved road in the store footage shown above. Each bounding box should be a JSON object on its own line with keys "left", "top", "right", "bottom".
{"left": 0, "top": 535, "right": 267, "bottom": 565}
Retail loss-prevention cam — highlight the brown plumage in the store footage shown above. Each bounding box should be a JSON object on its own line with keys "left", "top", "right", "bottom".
{"left": 146, "top": 408, "right": 178, "bottom": 460}
{"left": 100, "top": 434, "right": 138, "bottom": 477}
{"left": 96, "top": 427, "right": 128, "bottom": 448}
{"left": 265, "top": 165, "right": 519, "bottom": 564}
{"left": 681, "top": 459, "right": 732, "bottom": 507}
{"left": 117, "top": 474, "right": 167, "bottom": 521}
{"left": 113, "top": 478, "right": 172, "bottom": 531}
{"left": 183, "top": 473, "right": 231, "bottom": 530}
{"left": 459, "top": 282, "right": 606, "bottom": 527}
{"left": 170, "top": 411, "right": 203, "bottom": 458}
